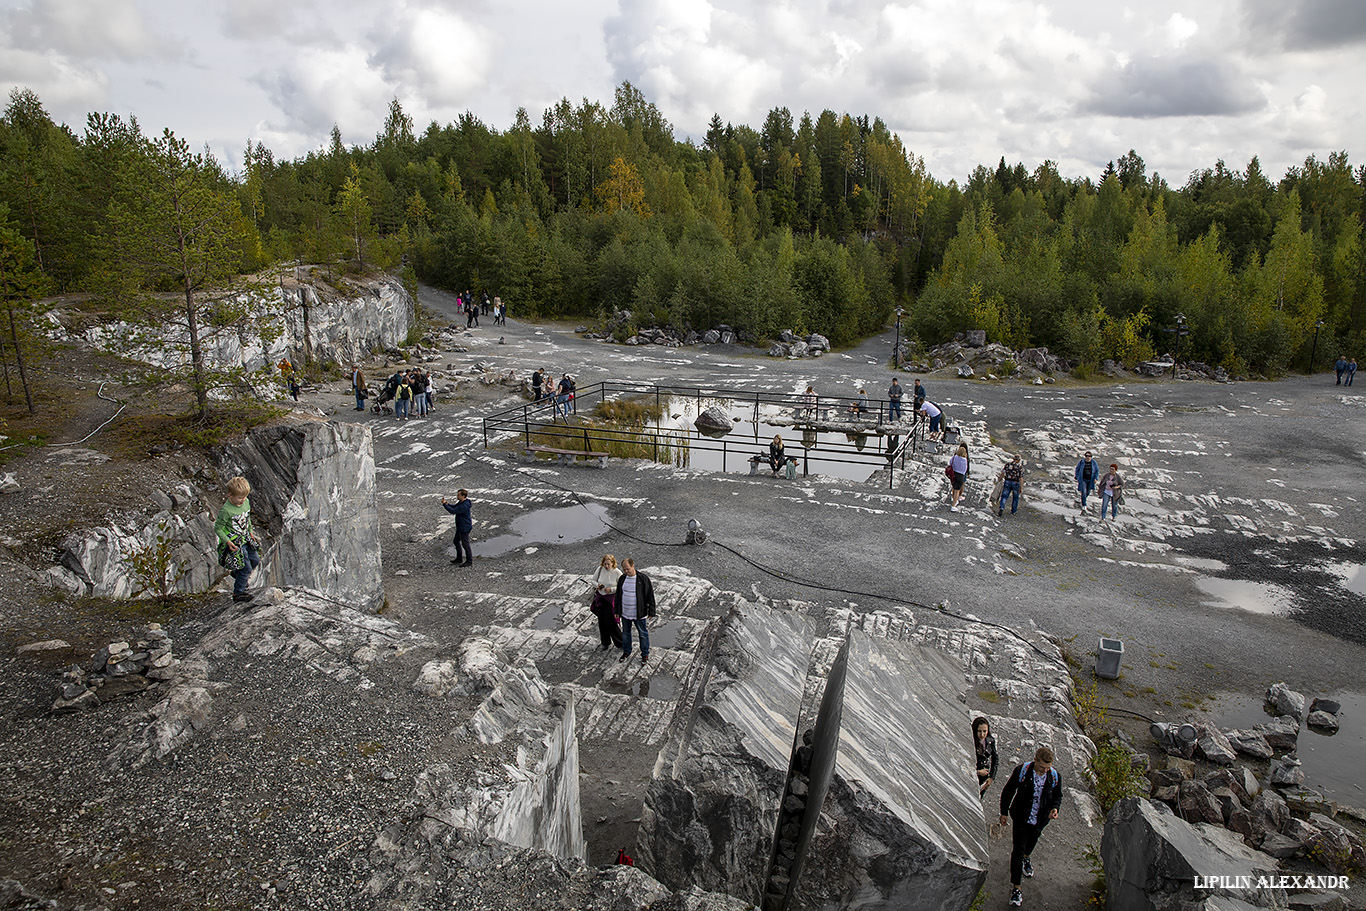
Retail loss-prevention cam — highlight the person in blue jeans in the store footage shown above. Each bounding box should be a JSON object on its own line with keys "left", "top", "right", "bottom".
{"left": 442, "top": 490, "right": 474, "bottom": 566}
{"left": 1348, "top": 358, "right": 1357, "bottom": 387}
{"left": 614, "top": 557, "right": 657, "bottom": 665}
{"left": 998, "top": 454, "right": 1023, "bottom": 516}
{"left": 887, "top": 378, "right": 904, "bottom": 421}
{"left": 1336, "top": 356, "right": 1347, "bottom": 385}
{"left": 1100, "top": 463, "right": 1123, "bottom": 519}
{"left": 1074, "top": 451, "right": 1099, "bottom": 511}
{"left": 215, "top": 476, "right": 262, "bottom": 603}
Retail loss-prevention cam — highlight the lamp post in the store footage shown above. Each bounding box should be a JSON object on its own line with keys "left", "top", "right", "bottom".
{"left": 1310, "top": 319, "right": 1324, "bottom": 373}
{"left": 892, "top": 308, "right": 905, "bottom": 369}
{"left": 1172, "top": 313, "right": 1187, "bottom": 378}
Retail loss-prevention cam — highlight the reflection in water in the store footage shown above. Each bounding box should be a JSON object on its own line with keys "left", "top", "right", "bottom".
{"left": 465, "top": 503, "right": 611, "bottom": 558}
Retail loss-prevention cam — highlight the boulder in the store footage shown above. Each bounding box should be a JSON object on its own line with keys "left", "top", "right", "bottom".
{"left": 1266, "top": 683, "right": 1306, "bottom": 722}
{"left": 694, "top": 406, "right": 733, "bottom": 435}
{"left": 1308, "top": 697, "right": 1340, "bottom": 715}
{"left": 639, "top": 607, "right": 988, "bottom": 910}
{"left": 1177, "top": 779, "right": 1225, "bottom": 825}
{"left": 1102, "top": 798, "right": 1283, "bottom": 911}
{"left": 1225, "top": 729, "right": 1274, "bottom": 761}
{"left": 1305, "top": 710, "right": 1339, "bottom": 731}
{"left": 0, "top": 473, "right": 18, "bottom": 494}
{"left": 1305, "top": 814, "right": 1366, "bottom": 871}
{"left": 957, "top": 364, "right": 974, "bottom": 377}
{"left": 1167, "top": 756, "right": 1196, "bottom": 779}
{"left": 1254, "top": 717, "right": 1299, "bottom": 751}
{"left": 789, "top": 341, "right": 809, "bottom": 358}
{"left": 702, "top": 329, "right": 721, "bottom": 345}
{"left": 720, "top": 330, "right": 736, "bottom": 345}
{"left": 768, "top": 344, "right": 789, "bottom": 357}
{"left": 1196, "top": 723, "right": 1238, "bottom": 765}
{"left": 806, "top": 334, "right": 830, "bottom": 352}
{"left": 963, "top": 330, "right": 986, "bottom": 348}
{"left": 1288, "top": 893, "right": 1349, "bottom": 911}
{"left": 1249, "top": 791, "right": 1289, "bottom": 842}
{"left": 1268, "top": 755, "right": 1304, "bottom": 787}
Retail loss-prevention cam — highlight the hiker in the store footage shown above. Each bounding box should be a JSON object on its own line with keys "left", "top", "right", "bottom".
{"left": 1348, "top": 358, "right": 1358, "bottom": 387}
{"left": 555, "top": 373, "right": 576, "bottom": 419}
{"left": 215, "top": 476, "right": 262, "bottom": 603}
{"left": 1075, "top": 451, "right": 1099, "bottom": 511}
{"left": 531, "top": 368, "right": 544, "bottom": 401}
{"left": 395, "top": 374, "right": 414, "bottom": 421}
{"left": 1336, "top": 355, "right": 1347, "bottom": 385}
{"left": 351, "top": 366, "right": 368, "bottom": 411}
{"left": 1100, "top": 463, "right": 1123, "bottom": 520}
{"left": 442, "top": 490, "right": 473, "bottom": 566}
{"left": 973, "top": 716, "right": 998, "bottom": 797}
{"left": 947, "top": 442, "right": 970, "bottom": 512}
{"left": 999, "top": 746, "right": 1063, "bottom": 907}
{"left": 801, "top": 385, "right": 817, "bottom": 419}
{"left": 887, "top": 378, "right": 904, "bottom": 421}
{"left": 615, "top": 557, "right": 657, "bottom": 665}
{"left": 997, "top": 454, "right": 1024, "bottom": 516}
{"left": 912, "top": 379, "right": 926, "bottom": 413}
{"left": 590, "top": 554, "right": 623, "bottom": 651}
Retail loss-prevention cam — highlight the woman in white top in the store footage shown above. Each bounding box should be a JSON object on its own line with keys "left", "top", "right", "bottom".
{"left": 591, "top": 554, "right": 623, "bottom": 650}
{"left": 947, "top": 443, "right": 970, "bottom": 512}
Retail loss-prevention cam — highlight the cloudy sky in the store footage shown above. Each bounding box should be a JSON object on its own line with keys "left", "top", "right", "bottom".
{"left": 2, "top": 0, "right": 1364, "bottom": 186}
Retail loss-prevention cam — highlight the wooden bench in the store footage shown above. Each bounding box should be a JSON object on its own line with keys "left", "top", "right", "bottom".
{"left": 523, "top": 445, "right": 608, "bottom": 469}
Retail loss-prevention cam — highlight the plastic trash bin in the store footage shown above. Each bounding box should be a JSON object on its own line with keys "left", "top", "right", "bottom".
{"left": 1096, "top": 638, "right": 1124, "bottom": 679}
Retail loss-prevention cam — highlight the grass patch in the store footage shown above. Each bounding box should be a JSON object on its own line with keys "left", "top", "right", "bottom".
{"left": 356, "top": 741, "right": 384, "bottom": 757}
{"left": 113, "top": 403, "right": 285, "bottom": 454}
{"left": 593, "top": 396, "right": 663, "bottom": 424}
{"left": 977, "top": 689, "right": 1003, "bottom": 704}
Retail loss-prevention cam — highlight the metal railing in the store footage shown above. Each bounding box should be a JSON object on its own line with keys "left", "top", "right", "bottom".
{"left": 481, "top": 381, "right": 931, "bottom": 488}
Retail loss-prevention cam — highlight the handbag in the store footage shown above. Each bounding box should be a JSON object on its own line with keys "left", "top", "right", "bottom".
{"left": 945, "top": 463, "right": 955, "bottom": 479}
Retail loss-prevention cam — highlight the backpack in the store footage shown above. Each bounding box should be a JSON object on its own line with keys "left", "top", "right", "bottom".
{"left": 615, "top": 848, "right": 634, "bottom": 866}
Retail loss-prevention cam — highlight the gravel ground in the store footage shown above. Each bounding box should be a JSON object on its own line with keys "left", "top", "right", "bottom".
{"left": 1, "top": 289, "right": 1363, "bottom": 910}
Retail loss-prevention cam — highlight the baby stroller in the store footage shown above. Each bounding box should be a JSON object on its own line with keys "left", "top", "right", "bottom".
{"left": 372, "top": 374, "right": 400, "bottom": 415}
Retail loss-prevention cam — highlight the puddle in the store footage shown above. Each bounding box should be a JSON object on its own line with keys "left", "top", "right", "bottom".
{"left": 648, "top": 619, "right": 687, "bottom": 650}
{"left": 1325, "top": 562, "right": 1366, "bottom": 597}
{"left": 1193, "top": 576, "right": 1297, "bottom": 616}
{"left": 455, "top": 503, "right": 611, "bottom": 559}
{"left": 601, "top": 673, "right": 680, "bottom": 701}
{"left": 531, "top": 606, "right": 561, "bottom": 630}
{"left": 1214, "top": 691, "right": 1365, "bottom": 803}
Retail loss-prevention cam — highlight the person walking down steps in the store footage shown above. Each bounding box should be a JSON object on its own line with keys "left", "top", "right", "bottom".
{"left": 215, "top": 476, "right": 262, "bottom": 603}
{"left": 615, "top": 558, "right": 656, "bottom": 665}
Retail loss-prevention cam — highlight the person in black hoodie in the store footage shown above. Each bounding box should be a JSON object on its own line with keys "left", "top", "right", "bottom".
{"left": 999, "top": 745, "right": 1062, "bottom": 907}
{"left": 972, "top": 716, "right": 998, "bottom": 797}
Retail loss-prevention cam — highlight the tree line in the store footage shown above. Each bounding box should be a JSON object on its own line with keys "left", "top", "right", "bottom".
{"left": 3, "top": 81, "right": 1365, "bottom": 406}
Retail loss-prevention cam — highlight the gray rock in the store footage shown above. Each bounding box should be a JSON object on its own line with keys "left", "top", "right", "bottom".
{"left": 1196, "top": 722, "right": 1238, "bottom": 765}
{"left": 963, "top": 330, "right": 986, "bottom": 348}
{"left": 957, "top": 364, "right": 974, "bottom": 377}
{"left": 640, "top": 606, "right": 988, "bottom": 909}
{"left": 1305, "top": 710, "right": 1339, "bottom": 731}
{"left": 0, "top": 473, "right": 19, "bottom": 494}
{"left": 1254, "top": 716, "right": 1299, "bottom": 750}
{"left": 806, "top": 334, "right": 830, "bottom": 352}
{"left": 1249, "top": 791, "right": 1289, "bottom": 840}
{"left": 1258, "top": 832, "right": 1303, "bottom": 859}
{"left": 1167, "top": 756, "right": 1196, "bottom": 779}
{"left": 693, "top": 406, "right": 733, "bottom": 435}
{"left": 1269, "top": 755, "right": 1304, "bottom": 787}
{"left": 1288, "top": 893, "right": 1349, "bottom": 911}
{"left": 1177, "top": 779, "right": 1225, "bottom": 825}
{"left": 1308, "top": 697, "right": 1340, "bottom": 715}
{"left": 720, "top": 330, "right": 736, "bottom": 344}
{"left": 1225, "top": 729, "right": 1274, "bottom": 760}
{"left": 702, "top": 329, "right": 721, "bottom": 345}
{"left": 412, "top": 660, "right": 459, "bottom": 697}
{"left": 767, "top": 343, "right": 788, "bottom": 357}
{"left": 1102, "top": 798, "right": 1283, "bottom": 911}
{"left": 788, "top": 340, "right": 809, "bottom": 358}
{"left": 1266, "top": 682, "right": 1306, "bottom": 721}
{"left": 150, "top": 490, "right": 173, "bottom": 511}
{"left": 15, "top": 639, "right": 71, "bottom": 654}
{"left": 51, "top": 689, "right": 98, "bottom": 713}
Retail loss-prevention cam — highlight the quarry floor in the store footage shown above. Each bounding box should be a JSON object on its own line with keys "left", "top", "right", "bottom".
{"left": 0, "top": 288, "right": 1363, "bottom": 910}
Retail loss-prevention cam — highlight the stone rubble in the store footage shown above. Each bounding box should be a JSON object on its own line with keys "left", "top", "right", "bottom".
{"left": 50, "top": 623, "right": 178, "bottom": 714}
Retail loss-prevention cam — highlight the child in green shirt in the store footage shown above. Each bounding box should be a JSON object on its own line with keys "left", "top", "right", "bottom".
{"left": 215, "top": 476, "right": 261, "bottom": 602}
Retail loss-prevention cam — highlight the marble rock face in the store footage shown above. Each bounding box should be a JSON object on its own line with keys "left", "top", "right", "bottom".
{"left": 1102, "top": 797, "right": 1284, "bottom": 911}
{"left": 638, "top": 605, "right": 989, "bottom": 911}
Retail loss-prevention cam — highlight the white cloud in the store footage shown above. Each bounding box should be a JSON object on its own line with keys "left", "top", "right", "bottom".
{"left": 1165, "top": 12, "right": 1198, "bottom": 45}
{"left": 371, "top": 5, "right": 493, "bottom": 108}
{"left": 254, "top": 44, "right": 395, "bottom": 140}
{"left": 4, "top": 0, "right": 171, "bottom": 61}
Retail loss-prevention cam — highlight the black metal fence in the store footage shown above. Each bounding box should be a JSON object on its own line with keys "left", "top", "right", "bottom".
{"left": 481, "top": 381, "right": 929, "bottom": 488}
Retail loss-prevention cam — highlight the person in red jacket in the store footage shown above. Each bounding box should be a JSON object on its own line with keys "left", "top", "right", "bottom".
{"left": 999, "top": 746, "right": 1063, "bottom": 907}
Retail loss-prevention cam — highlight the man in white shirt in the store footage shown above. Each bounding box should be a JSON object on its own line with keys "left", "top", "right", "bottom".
{"left": 614, "top": 557, "right": 657, "bottom": 665}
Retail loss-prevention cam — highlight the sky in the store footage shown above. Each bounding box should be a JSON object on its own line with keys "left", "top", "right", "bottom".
{"left": 2, "top": 0, "right": 1365, "bottom": 186}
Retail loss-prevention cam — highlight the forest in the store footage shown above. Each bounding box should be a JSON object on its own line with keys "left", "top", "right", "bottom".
{"left": 2, "top": 80, "right": 1365, "bottom": 381}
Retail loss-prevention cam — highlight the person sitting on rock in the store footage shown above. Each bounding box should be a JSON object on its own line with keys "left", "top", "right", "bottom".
{"left": 849, "top": 388, "right": 870, "bottom": 417}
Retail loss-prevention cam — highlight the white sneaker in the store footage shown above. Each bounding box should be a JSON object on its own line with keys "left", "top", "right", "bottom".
{"left": 950, "top": 505, "right": 960, "bottom": 513}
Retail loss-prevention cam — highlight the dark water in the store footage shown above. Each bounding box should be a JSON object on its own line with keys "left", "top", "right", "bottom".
{"left": 452, "top": 502, "right": 611, "bottom": 559}
{"left": 600, "top": 672, "right": 680, "bottom": 701}
{"left": 1214, "top": 690, "right": 1364, "bottom": 804}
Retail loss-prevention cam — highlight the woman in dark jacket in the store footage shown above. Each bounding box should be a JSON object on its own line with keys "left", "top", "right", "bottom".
{"left": 769, "top": 435, "right": 787, "bottom": 476}
{"left": 973, "top": 716, "right": 998, "bottom": 797}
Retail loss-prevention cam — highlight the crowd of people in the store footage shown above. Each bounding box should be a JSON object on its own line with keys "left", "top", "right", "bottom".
{"left": 350, "top": 366, "right": 436, "bottom": 420}
{"left": 457, "top": 290, "right": 507, "bottom": 327}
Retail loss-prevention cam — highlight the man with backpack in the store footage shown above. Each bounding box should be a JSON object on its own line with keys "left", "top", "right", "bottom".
{"left": 999, "top": 746, "right": 1063, "bottom": 907}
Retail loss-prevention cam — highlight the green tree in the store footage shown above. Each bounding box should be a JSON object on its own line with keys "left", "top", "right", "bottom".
{"left": 0, "top": 222, "right": 46, "bottom": 412}
{"left": 100, "top": 128, "right": 267, "bottom": 419}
